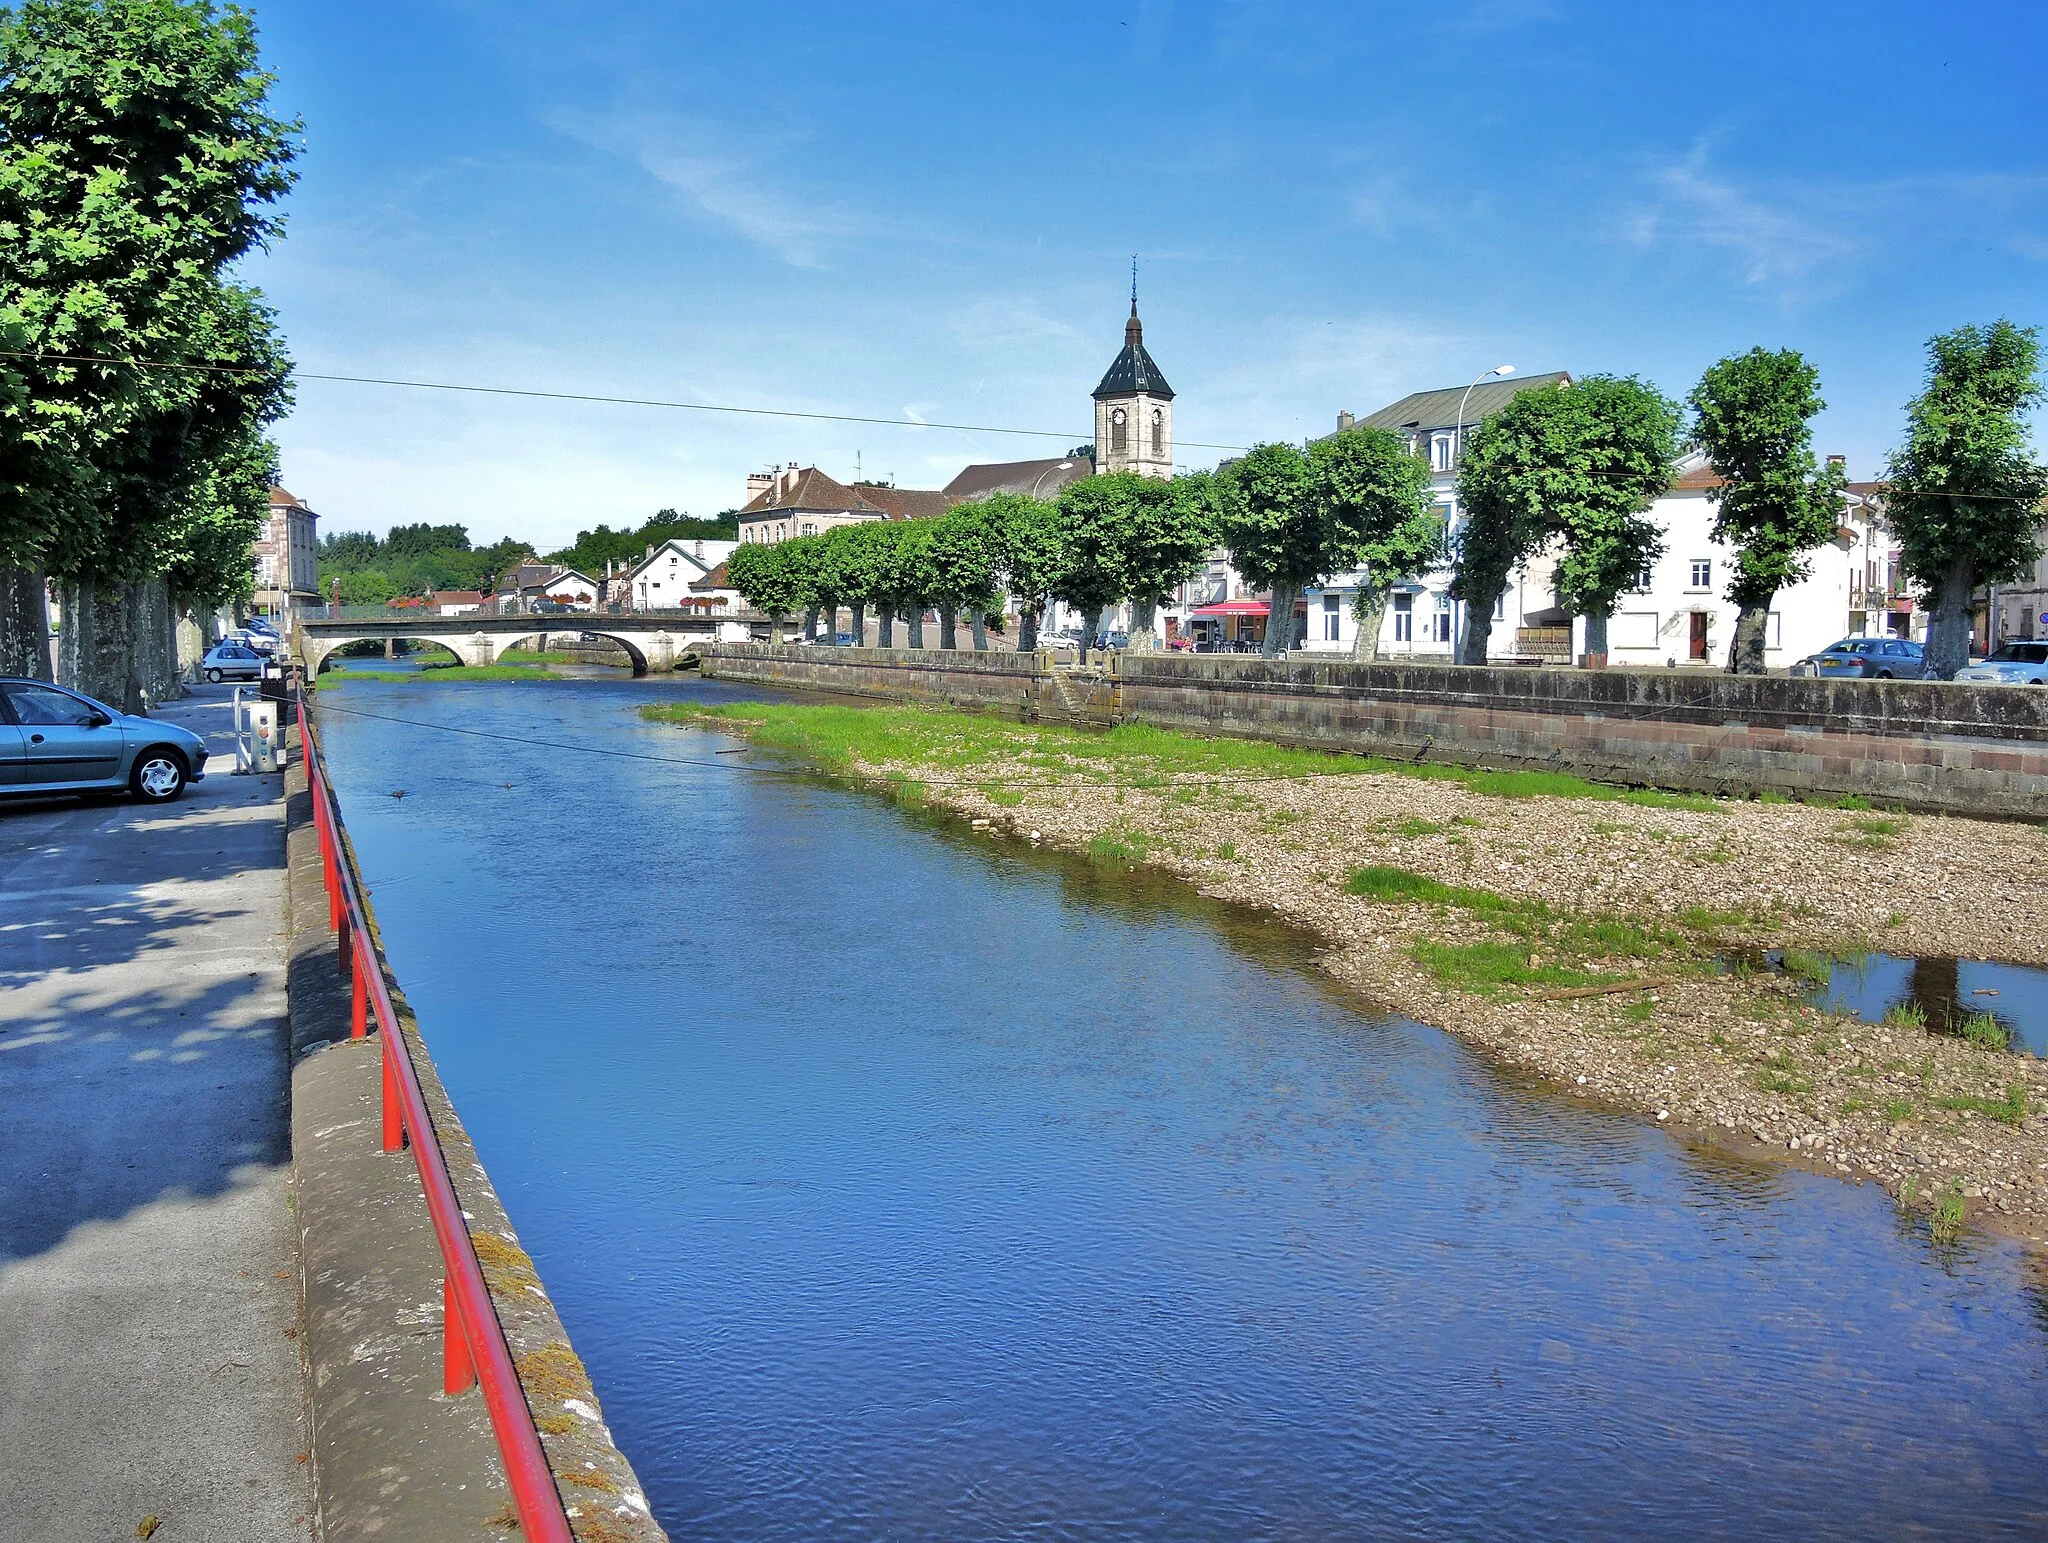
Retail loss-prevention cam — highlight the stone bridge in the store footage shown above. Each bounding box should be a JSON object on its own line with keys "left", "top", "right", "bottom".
{"left": 296, "top": 611, "right": 772, "bottom": 676}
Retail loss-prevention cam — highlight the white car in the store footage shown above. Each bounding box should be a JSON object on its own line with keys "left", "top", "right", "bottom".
{"left": 1955, "top": 640, "right": 2048, "bottom": 686}
{"left": 200, "top": 642, "right": 267, "bottom": 683}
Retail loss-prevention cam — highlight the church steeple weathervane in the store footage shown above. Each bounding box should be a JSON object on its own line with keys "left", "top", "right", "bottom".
{"left": 1094, "top": 258, "right": 1174, "bottom": 478}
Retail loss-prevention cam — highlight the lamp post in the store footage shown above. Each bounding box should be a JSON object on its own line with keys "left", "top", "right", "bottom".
{"left": 1449, "top": 364, "right": 1514, "bottom": 662}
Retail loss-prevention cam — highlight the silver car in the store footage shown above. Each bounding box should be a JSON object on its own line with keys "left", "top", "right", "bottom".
{"left": 1955, "top": 640, "right": 2048, "bottom": 686}
{"left": 201, "top": 641, "right": 268, "bottom": 683}
{"left": 0, "top": 678, "right": 209, "bottom": 802}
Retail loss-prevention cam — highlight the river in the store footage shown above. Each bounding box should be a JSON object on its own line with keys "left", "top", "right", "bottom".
{"left": 315, "top": 670, "right": 2048, "bottom": 1541}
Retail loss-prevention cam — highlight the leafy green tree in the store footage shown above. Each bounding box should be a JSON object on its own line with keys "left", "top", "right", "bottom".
{"left": 925, "top": 503, "right": 1005, "bottom": 649}
{"left": 1308, "top": 429, "right": 1440, "bottom": 660}
{"left": 384, "top": 522, "right": 470, "bottom": 559}
{"left": 0, "top": 0, "right": 299, "bottom": 703}
{"left": 546, "top": 507, "right": 738, "bottom": 576}
{"left": 887, "top": 521, "right": 938, "bottom": 648}
{"left": 828, "top": 520, "right": 897, "bottom": 645}
{"left": 1687, "top": 348, "right": 1848, "bottom": 673}
{"left": 319, "top": 530, "right": 382, "bottom": 570}
{"left": 1214, "top": 442, "right": 1334, "bottom": 658}
{"left": 860, "top": 522, "right": 913, "bottom": 646}
{"left": 1885, "top": 320, "right": 2048, "bottom": 677}
{"left": 161, "top": 424, "right": 275, "bottom": 615}
{"left": 1542, "top": 375, "right": 1682, "bottom": 660}
{"left": 1118, "top": 472, "right": 1217, "bottom": 649}
{"left": 727, "top": 541, "right": 805, "bottom": 632}
{"left": 1449, "top": 390, "right": 1574, "bottom": 665}
{"left": 1050, "top": 475, "right": 1138, "bottom": 651}
{"left": 981, "top": 492, "right": 1062, "bottom": 651}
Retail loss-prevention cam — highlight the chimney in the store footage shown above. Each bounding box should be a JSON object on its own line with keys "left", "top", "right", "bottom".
{"left": 645, "top": 543, "right": 654, "bottom": 560}
{"left": 747, "top": 469, "right": 775, "bottom": 502}
{"left": 1827, "top": 454, "right": 1846, "bottom": 472}
{"left": 1338, "top": 411, "right": 1355, "bottom": 432}
{"left": 694, "top": 540, "right": 704, "bottom": 560}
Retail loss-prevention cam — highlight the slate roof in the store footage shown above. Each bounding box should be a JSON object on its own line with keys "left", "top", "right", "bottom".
{"left": 943, "top": 456, "right": 1096, "bottom": 502}
{"left": 690, "top": 561, "right": 732, "bottom": 591}
{"left": 1093, "top": 305, "right": 1175, "bottom": 401}
{"left": 1351, "top": 371, "right": 1572, "bottom": 435}
{"left": 853, "top": 483, "right": 955, "bottom": 521}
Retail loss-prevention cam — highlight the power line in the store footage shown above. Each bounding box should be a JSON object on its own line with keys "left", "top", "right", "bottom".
{"left": 0, "top": 348, "right": 1252, "bottom": 453}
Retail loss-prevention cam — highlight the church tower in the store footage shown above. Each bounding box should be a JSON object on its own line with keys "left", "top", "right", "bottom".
{"left": 1092, "top": 270, "right": 1174, "bottom": 479}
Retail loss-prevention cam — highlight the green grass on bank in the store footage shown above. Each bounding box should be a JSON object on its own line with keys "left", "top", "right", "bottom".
{"left": 321, "top": 662, "right": 555, "bottom": 685}
{"left": 641, "top": 699, "right": 1718, "bottom": 808}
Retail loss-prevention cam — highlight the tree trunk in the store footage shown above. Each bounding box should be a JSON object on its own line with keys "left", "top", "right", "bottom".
{"left": 1019, "top": 604, "right": 1041, "bottom": 652}
{"left": 1129, "top": 599, "right": 1159, "bottom": 651}
{"left": 970, "top": 610, "right": 988, "bottom": 651}
{"left": 58, "top": 576, "right": 149, "bottom": 712}
{"left": 1582, "top": 609, "right": 1610, "bottom": 662}
{"left": 1726, "top": 597, "right": 1774, "bottom": 674}
{"left": 907, "top": 609, "right": 925, "bottom": 649}
{"left": 0, "top": 564, "right": 53, "bottom": 681}
{"left": 1350, "top": 588, "right": 1388, "bottom": 661}
{"left": 1079, "top": 606, "right": 1102, "bottom": 664}
{"left": 938, "top": 604, "right": 957, "bottom": 650}
{"left": 1457, "top": 579, "right": 1504, "bottom": 665}
{"left": 851, "top": 602, "right": 867, "bottom": 647}
{"left": 877, "top": 608, "right": 894, "bottom": 647}
{"left": 802, "top": 605, "right": 820, "bottom": 642}
{"left": 1261, "top": 579, "right": 1297, "bottom": 658}
{"left": 1925, "top": 559, "right": 1973, "bottom": 679}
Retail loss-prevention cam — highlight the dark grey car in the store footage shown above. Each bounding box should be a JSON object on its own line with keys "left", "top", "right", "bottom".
{"left": 0, "top": 678, "right": 209, "bottom": 802}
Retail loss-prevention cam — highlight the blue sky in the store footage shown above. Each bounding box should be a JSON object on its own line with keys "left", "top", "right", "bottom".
{"left": 249, "top": 0, "right": 2048, "bottom": 549}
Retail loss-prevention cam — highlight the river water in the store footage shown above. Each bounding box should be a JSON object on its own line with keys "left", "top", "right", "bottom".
{"left": 315, "top": 672, "right": 2048, "bottom": 1541}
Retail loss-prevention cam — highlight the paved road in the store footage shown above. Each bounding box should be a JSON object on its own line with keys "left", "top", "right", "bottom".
{"left": 0, "top": 687, "right": 312, "bottom": 1542}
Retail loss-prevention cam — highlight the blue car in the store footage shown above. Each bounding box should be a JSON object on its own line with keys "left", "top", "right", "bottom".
{"left": 0, "top": 678, "right": 209, "bottom": 802}
{"left": 1790, "top": 636, "right": 1929, "bottom": 680}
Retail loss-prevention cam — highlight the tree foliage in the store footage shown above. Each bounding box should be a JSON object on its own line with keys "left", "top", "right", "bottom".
{"left": 1308, "top": 428, "right": 1439, "bottom": 659}
{"left": 1452, "top": 385, "right": 1573, "bottom": 665}
{"left": 545, "top": 507, "right": 737, "bottom": 577}
{"left": 1687, "top": 348, "right": 1846, "bottom": 673}
{"left": 1885, "top": 319, "right": 2047, "bottom": 677}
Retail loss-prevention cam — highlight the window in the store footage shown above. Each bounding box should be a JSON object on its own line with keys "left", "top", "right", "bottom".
{"left": 1634, "top": 563, "right": 1654, "bottom": 592}
{"left": 1393, "top": 591, "right": 1414, "bottom": 643}
{"left": 801, "top": 523, "right": 817, "bottom": 537}
{"left": 1431, "top": 594, "right": 1452, "bottom": 644}
{"left": 1322, "top": 592, "right": 1340, "bottom": 641}
{"left": 1688, "top": 559, "right": 1712, "bottom": 589}
{"left": 1110, "top": 408, "right": 1128, "bottom": 455}
{"left": 1430, "top": 433, "right": 1454, "bottom": 473}
{"left": 1151, "top": 409, "right": 1164, "bottom": 458}
{"left": 4, "top": 683, "right": 101, "bottom": 726}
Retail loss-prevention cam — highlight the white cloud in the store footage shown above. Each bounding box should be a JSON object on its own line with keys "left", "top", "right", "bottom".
{"left": 545, "top": 109, "right": 861, "bottom": 269}
{"left": 1626, "top": 146, "right": 1861, "bottom": 294}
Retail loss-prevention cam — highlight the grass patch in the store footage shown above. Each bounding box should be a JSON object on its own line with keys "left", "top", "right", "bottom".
{"left": 321, "top": 662, "right": 554, "bottom": 685}
{"left": 1623, "top": 999, "right": 1656, "bottom": 1023}
{"left": 1835, "top": 794, "right": 1873, "bottom": 811}
{"left": 1387, "top": 815, "right": 1443, "bottom": 837}
{"left": 1411, "top": 939, "right": 1604, "bottom": 994}
{"left": 640, "top": 700, "right": 1722, "bottom": 808}
{"left": 1089, "top": 825, "right": 1156, "bottom": 865}
{"left": 1755, "top": 1052, "right": 1812, "bottom": 1095}
{"left": 1677, "top": 904, "right": 1747, "bottom": 932}
{"left": 1882, "top": 1098, "right": 1914, "bottom": 1123}
{"left": 1850, "top": 815, "right": 1907, "bottom": 837}
{"left": 1779, "top": 948, "right": 1836, "bottom": 988}
{"left": 1216, "top": 841, "right": 1237, "bottom": 860}
{"left": 979, "top": 783, "right": 1025, "bottom": 807}
{"left": 1883, "top": 1000, "right": 1929, "bottom": 1032}
{"left": 1936, "top": 1086, "right": 2028, "bottom": 1125}
{"left": 1960, "top": 1012, "right": 2012, "bottom": 1051}
{"left": 1930, "top": 1181, "right": 1967, "bottom": 1244}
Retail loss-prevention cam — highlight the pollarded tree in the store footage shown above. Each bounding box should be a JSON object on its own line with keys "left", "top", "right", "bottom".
{"left": 1544, "top": 375, "right": 1683, "bottom": 660}
{"left": 1050, "top": 474, "right": 1138, "bottom": 651}
{"left": 1688, "top": 348, "right": 1847, "bottom": 674}
{"left": 1450, "top": 384, "right": 1575, "bottom": 665}
{"left": 727, "top": 540, "right": 806, "bottom": 634}
{"left": 924, "top": 503, "right": 1005, "bottom": 650}
{"left": 1885, "top": 320, "right": 2047, "bottom": 678}
{"left": 1309, "top": 428, "right": 1440, "bottom": 660}
{"left": 886, "top": 520, "right": 938, "bottom": 648}
{"left": 1214, "top": 442, "right": 1320, "bottom": 658}
{"left": 1119, "top": 472, "right": 1217, "bottom": 650}
{"left": 976, "top": 492, "right": 1061, "bottom": 651}
{"left": 826, "top": 520, "right": 894, "bottom": 645}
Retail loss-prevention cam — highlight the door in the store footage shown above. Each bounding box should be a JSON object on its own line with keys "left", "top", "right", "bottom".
{"left": 1688, "top": 611, "right": 1708, "bottom": 661}
{"left": 0, "top": 682, "right": 124, "bottom": 788}
{"left": 0, "top": 720, "right": 25, "bottom": 787}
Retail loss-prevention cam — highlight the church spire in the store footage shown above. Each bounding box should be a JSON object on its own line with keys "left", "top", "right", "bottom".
{"left": 1127, "top": 253, "right": 1141, "bottom": 344}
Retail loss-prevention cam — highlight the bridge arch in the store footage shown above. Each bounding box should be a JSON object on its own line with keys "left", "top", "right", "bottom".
{"left": 492, "top": 630, "right": 651, "bottom": 675}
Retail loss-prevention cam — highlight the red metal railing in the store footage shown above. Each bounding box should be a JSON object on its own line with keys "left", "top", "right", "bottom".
{"left": 297, "top": 694, "right": 575, "bottom": 1543}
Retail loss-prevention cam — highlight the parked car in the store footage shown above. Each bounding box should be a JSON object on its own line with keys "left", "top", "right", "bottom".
{"left": 0, "top": 678, "right": 207, "bottom": 802}
{"left": 1954, "top": 639, "right": 2048, "bottom": 686}
{"left": 1096, "top": 630, "right": 1131, "bottom": 650}
{"left": 1788, "top": 636, "right": 1929, "bottom": 680}
{"left": 201, "top": 642, "right": 268, "bottom": 683}
{"left": 224, "top": 627, "right": 281, "bottom": 656}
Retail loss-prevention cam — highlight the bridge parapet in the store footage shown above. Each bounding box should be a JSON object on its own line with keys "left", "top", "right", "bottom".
{"left": 296, "top": 611, "right": 785, "bottom": 677}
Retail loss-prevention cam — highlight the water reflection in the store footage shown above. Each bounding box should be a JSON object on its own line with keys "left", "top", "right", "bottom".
{"left": 316, "top": 676, "right": 2048, "bottom": 1542}
{"left": 1810, "top": 952, "right": 2048, "bottom": 1055}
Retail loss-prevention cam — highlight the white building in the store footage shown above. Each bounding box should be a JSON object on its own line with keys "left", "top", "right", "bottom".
{"left": 1301, "top": 378, "right": 1876, "bottom": 669}
{"left": 626, "top": 538, "right": 738, "bottom": 610}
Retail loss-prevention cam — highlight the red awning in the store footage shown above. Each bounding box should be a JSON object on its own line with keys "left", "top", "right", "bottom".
{"left": 1190, "top": 600, "right": 1269, "bottom": 617}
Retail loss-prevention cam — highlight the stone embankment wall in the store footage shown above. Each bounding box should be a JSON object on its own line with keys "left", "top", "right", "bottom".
{"left": 695, "top": 644, "right": 2048, "bottom": 817}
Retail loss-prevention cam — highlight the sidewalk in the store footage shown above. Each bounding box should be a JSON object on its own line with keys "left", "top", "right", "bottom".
{"left": 0, "top": 687, "right": 312, "bottom": 1542}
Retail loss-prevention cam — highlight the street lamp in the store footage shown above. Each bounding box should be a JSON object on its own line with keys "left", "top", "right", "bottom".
{"left": 1449, "top": 366, "right": 1513, "bottom": 662}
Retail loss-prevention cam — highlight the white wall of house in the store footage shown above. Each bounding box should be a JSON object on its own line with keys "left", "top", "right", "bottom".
{"left": 630, "top": 539, "right": 737, "bottom": 610}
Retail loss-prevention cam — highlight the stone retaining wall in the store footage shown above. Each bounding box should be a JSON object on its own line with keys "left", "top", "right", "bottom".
{"left": 695, "top": 644, "right": 2048, "bottom": 817}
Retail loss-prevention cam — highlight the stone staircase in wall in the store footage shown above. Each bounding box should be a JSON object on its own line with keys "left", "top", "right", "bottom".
{"left": 1029, "top": 657, "right": 1124, "bottom": 728}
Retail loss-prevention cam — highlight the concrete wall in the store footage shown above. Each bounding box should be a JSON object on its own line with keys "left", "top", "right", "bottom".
{"left": 695, "top": 645, "right": 2048, "bottom": 817}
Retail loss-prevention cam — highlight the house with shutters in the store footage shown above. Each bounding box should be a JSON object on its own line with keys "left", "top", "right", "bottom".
{"left": 622, "top": 537, "right": 739, "bottom": 610}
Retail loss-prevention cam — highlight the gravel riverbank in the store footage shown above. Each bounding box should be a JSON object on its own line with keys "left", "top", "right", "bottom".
{"left": 674, "top": 701, "right": 2048, "bottom": 1249}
